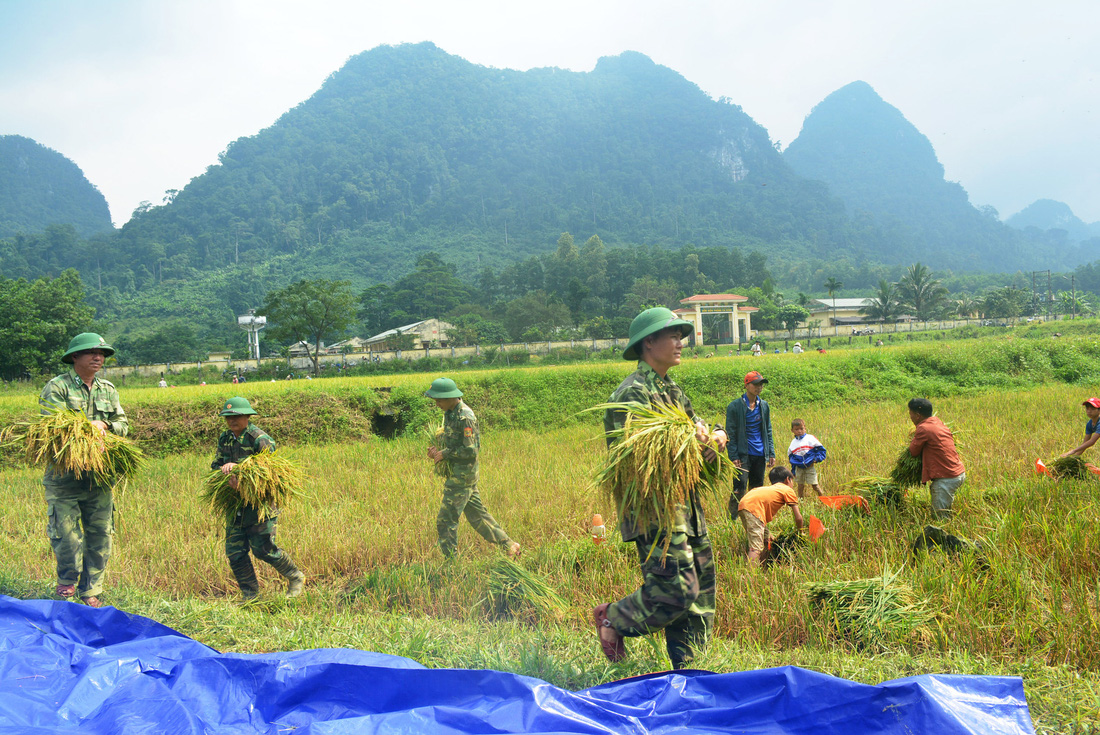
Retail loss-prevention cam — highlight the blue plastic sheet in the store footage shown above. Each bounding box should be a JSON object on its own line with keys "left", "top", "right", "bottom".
{"left": 0, "top": 595, "right": 1034, "bottom": 733}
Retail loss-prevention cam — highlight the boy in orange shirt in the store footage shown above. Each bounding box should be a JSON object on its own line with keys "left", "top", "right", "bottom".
{"left": 737, "top": 466, "right": 804, "bottom": 565}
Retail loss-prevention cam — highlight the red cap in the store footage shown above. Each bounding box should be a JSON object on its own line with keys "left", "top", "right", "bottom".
{"left": 1083, "top": 398, "right": 1100, "bottom": 408}
{"left": 744, "top": 371, "right": 768, "bottom": 386}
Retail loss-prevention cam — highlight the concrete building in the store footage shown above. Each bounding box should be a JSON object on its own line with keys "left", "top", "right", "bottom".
{"left": 364, "top": 319, "right": 455, "bottom": 350}
{"left": 676, "top": 294, "right": 757, "bottom": 345}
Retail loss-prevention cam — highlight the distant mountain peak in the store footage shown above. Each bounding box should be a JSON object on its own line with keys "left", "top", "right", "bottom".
{"left": 0, "top": 135, "right": 113, "bottom": 238}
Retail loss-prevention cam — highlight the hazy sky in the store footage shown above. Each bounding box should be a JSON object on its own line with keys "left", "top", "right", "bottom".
{"left": 1, "top": 0, "right": 1097, "bottom": 226}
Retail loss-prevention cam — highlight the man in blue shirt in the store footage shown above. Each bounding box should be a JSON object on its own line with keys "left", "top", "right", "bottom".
{"left": 725, "top": 371, "right": 775, "bottom": 517}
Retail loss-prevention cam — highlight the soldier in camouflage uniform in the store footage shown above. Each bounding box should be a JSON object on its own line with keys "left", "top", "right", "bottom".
{"left": 594, "top": 307, "right": 728, "bottom": 669}
{"left": 40, "top": 333, "right": 127, "bottom": 609}
{"left": 425, "top": 378, "right": 521, "bottom": 559}
{"left": 212, "top": 396, "right": 305, "bottom": 599}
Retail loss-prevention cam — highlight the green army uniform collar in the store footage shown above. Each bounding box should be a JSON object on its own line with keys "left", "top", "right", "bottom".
{"left": 444, "top": 400, "right": 466, "bottom": 418}
{"left": 635, "top": 360, "right": 677, "bottom": 388}
{"left": 66, "top": 368, "right": 103, "bottom": 391}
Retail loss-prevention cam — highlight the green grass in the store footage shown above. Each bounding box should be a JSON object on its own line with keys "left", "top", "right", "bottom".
{"left": 2, "top": 349, "right": 1100, "bottom": 731}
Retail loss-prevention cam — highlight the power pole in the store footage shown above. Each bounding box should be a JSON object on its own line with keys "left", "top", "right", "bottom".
{"left": 1072, "top": 274, "right": 1077, "bottom": 320}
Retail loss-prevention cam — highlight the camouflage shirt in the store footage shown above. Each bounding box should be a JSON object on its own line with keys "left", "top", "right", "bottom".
{"left": 440, "top": 400, "right": 479, "bottom": 485}
{"left": 40, "top": 369, "right": 128, "bottom": 437}
{"left": 211, "top": 423, "right": 275, "bottom": 470}
{"left": 603, "top": 360, "right": 708, "bottom": 541}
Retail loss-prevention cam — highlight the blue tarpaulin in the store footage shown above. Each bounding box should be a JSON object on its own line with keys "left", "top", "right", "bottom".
{"left": 0, "top": 595, "right": 1034, "bottom": 733}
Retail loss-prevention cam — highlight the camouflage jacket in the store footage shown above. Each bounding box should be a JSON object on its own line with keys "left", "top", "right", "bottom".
{"left": 211, "top": 423, "right": 275, "bottom": 470}
{"left": 440, "top": 400, "right": 479, "bottom": 485}
{"left": 603, "top": 361, "right": 708, "bottom": 542}
{"left": 40, "top": 369, "right": 128, "bottom": 437}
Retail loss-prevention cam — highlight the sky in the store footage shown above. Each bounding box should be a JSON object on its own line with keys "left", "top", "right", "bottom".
{"left": 1, "top": 0, "right": 1097, "bottom": 227}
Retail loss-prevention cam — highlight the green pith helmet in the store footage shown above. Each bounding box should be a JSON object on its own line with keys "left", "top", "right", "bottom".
{"left": 622, "top": 307, "right": 693, "bottom": 360}
{"left": 61, "top": 333, "right": 115, "bottom": 363}
{"left": 425, "top": 377, "right": 463, "bottom": 399}
{"left": 219, "top": 396, "right": 258, "bottom": 416}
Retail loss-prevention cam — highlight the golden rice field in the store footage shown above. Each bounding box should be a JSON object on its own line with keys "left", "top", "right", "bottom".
{"left": 1, "top": 381, "right": 1099, "bottom": 732}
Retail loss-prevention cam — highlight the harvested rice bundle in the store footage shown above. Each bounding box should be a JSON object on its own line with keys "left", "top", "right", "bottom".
{"left": 424, "top": 421, "right": 452, "bottom": 478}
{"left": 761, "top": 529, "right": 806, "bottom": 568}
{"left": 484, "top": 556, "right": 567, "bottom": 620}
{"left": 201, "top": 449, "right": 304, "bottom": 521}
{"left": 1048, "top": 455, "right": 1092, "bottom": 480}
{"left": 889, "top": 447, "right": 923, "bottom": 487}
{"left": 590, "top": 401, "right": 738, "bottom": 553}
{"left": 805, "top": 568, "right": 933, "bottom": 651}
{"left": 848, "top": 476, "right": 905, "bottom": 507}
{"left": 0, "top": 408, "right": 144, "bottom": 487}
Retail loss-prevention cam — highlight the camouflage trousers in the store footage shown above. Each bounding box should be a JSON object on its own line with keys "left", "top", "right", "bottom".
{"left": 607, "top": 532, "right": 715, "bottom": 670}
{"left": 44, "top": 476, "right": 113, "bottom": 598}
{"left": 436, "top": 479, "right": 511, "bottom": 558}
{"left": 225, "top": 507, "right": 299, "bottom": 596}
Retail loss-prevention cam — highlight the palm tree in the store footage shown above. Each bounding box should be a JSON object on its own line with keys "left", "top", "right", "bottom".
{"left": 953, "top": 294, "right": 977, "bottom": 321}
{"left": 824, "top": 277, "right": 843, "bottom": 331}
{"left": 860, "top": 279, "right": 900, "bottom": 329}
{"left": 896, "top": 263, "right": 948, "bottom": 321}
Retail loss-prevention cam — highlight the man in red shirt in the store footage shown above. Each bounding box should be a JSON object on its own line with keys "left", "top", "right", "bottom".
{"left": 907, "top": 398, "right": 966, "bottom": 520}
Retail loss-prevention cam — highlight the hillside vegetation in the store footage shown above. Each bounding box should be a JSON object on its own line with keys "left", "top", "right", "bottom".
{"left": 0, "top": 135, "right": 112, "bottom": 238}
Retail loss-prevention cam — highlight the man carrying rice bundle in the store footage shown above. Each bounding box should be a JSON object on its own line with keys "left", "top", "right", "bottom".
{"left": 425, "top": 378, "right": 521, "bottom": 560}
{"left": 40, "top": 333, "right": 127, "bottom": 608}
{"left": 907, "top": 398, "right": 965, "bottom": 520}
{"left": 212, "top": 397, "right": 305, "bottom": 599}
{"left": 593, "top": 307, "right": 728, "bottom": 670}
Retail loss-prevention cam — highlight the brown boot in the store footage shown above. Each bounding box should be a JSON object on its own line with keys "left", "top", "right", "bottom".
{"left": 592, "top": 603, "right": 626, "bottom": 662}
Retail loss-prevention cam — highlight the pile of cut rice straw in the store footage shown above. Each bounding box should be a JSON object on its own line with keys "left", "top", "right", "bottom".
{"left": 805, "top": 567, "right": 933, "bottom": 651}
{"left": 201, "top": 450, "right": 304, "bottom": 521}
{"left": 1, "top": 408, "right": 144, "bottom": 487}
{"left": 591, "top": 401, "right": 737, "bottom": 553}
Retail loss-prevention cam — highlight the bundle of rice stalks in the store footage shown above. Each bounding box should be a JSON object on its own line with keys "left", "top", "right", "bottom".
{"left": 761, "top": 529, "right": 806, "bottom": 568}
{"left": 1048, "top": 454, "right": 1092, "bottom": 480}
{"left": 804, "top": 568, "right": 933, "bottom": 651}
{"left": 424, "top": 421, "right": 452, "bottom": 478}
{"left": 201, "top": 450, "right": 304, "bottom": 521}
{"left": 0, "top": 408, "right": 144, "bottom": 487}
{"left": 484, "top": 557, "right": 567, "bottom": 621}
{"left": 847, "top": 476, "right": 905, "bottom": 508}
{"left": 590, "top": 401, "right": 738, "bottom": 554}
{"left": 889, "top": 447, "right": 923, "bottom": 487}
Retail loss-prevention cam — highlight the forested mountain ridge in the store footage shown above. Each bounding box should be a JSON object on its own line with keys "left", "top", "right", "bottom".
{"left": 64, "top": 43, "right": 870, "bottom": 292}
{"left": 0, "top": 135, "right": 113, "bottom": 239}
{"left": 782, "top": 82, "right": 1097, "bottom": 272}
{"left": 1007, "top": 199, "right": 1100, "bottom": 245}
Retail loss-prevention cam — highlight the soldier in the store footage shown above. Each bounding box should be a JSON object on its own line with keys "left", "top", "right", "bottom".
{"left": 212, "top": 397, "right": 305, "bottom": 599}
{"left": 40, "top": 332, "right": 127, "bottom": 608}
{"left": 425, "top": 378, "right": 521, "bottom": 559}
{"left": 594, "top": 307, "right": 728, "bottom": 669}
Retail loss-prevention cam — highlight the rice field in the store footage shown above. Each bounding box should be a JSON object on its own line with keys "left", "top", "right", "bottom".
{"left": 1, "top": 382, "right": 1099, "bottom": 732}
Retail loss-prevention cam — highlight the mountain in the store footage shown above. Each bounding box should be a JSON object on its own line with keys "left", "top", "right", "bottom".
{"left": 0, "top": 135, "right": 113, "bottom": 238}
{"left": 1006, "top": 199, "right": 1100, "bottom": 243}
{"left": 101, "top": 43, "right": 868, "bottom": 288}
{"left": 782, "top": 82, "right": 1053, "bottom": 271}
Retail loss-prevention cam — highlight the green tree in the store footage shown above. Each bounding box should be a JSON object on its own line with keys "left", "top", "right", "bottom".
{"left": 896, "top": 262, "right": 948, "bottom": 320}
{"left": 0, "top": 269, "right": 94, "bottom": 380}
{"left": 860, "top": 279, "right": 900, "bottom": 326}
{"left": 981, "top": 286, "right": 1030, "bottom": 320}
{"left": 778, "top": 303, "right": 810, "bottom": 336}
{"left": 114, "top": 323, "right": 201, "bottom": 365}
{"left": 261, "top": 279, "right": 356, "bottom": 374}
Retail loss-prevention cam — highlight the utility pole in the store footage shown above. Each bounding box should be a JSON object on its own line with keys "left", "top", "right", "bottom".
{"left": 1072, "top": 274, "right": 1077, "bottom": 320}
